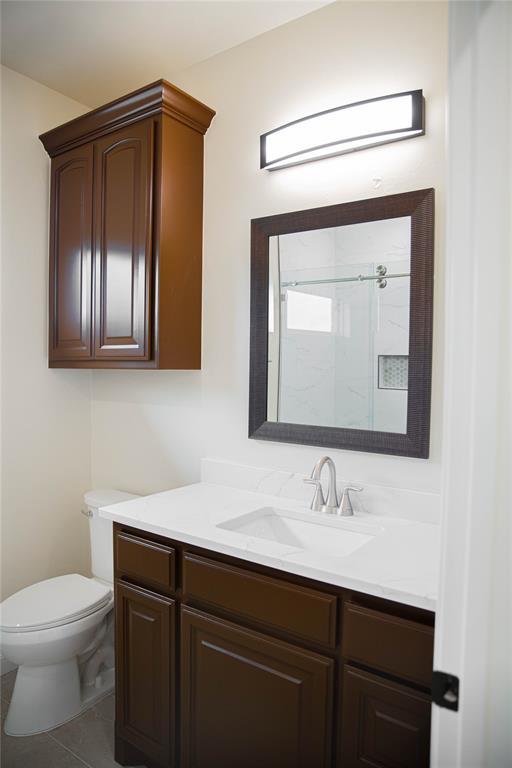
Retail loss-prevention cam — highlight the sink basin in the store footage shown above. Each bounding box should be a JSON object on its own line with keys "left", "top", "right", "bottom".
{"left": 218, "top": 507, "right": 379, "bottom": 558}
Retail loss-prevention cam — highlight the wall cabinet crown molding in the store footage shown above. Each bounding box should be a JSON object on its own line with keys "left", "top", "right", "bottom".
{"left": 40, "top": 79, "right": 215, "bottom": 157}
{"left": 40, "top": 80, "right": 215, "bottom": 370}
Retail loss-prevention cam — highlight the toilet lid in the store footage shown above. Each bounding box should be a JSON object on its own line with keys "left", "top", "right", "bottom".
{"left": 0, "top": 574, "right": 112, "bottom": 633}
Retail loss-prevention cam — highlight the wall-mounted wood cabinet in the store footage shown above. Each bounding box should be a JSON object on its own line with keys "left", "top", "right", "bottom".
{"left": 40, "top": 80, "right": 215, "bottom": 369}
{"left": 113, "top": 523, "right": 435, "bottom": 768}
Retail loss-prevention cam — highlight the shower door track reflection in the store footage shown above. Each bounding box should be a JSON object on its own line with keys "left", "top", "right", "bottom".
{"left": 281, "top": 272, "right": 410, "bottom": 288}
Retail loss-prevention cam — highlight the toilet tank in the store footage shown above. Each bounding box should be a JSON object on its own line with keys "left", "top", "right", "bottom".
{"left": 83, "top": 489, "right": 140, "bottom": 584}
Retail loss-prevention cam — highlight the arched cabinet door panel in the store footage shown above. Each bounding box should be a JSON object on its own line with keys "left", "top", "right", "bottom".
{"left": 49, "top": 145, "right": 93, "bottom": 360}
{"left": 94, "top": 120, "right": 154, "bottom": 359}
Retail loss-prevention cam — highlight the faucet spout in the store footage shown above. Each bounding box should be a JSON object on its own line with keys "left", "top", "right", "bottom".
{"left": 309, "top": 456, "right": 339, "bottom": 513}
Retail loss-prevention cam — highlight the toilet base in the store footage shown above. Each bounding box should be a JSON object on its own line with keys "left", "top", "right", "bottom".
{"left": 4, "top": 662, "right": 115, "bottom": 736}
{"left": 80, "top": 666, "right": 115, "bottom": 713}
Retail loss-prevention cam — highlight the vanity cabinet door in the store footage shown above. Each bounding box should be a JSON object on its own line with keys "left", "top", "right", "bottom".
{"left": 94, "top": 120, "right": 154, "bottom": 359}
{"left": 115, "top": 580, "right": 175, "bottom": 767}
{"left": 340, "top": 665, "right": 431, "bottom": 768}
{"left": 49, "top": 145, "right": 93, "bottom": 360}
{"left": 181, "top": 606, "right": 333, "bottom": 768}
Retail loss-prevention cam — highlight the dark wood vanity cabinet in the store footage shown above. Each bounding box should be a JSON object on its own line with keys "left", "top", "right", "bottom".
{"left": 40, "top": 80, "right": 215, "bottom": 369}
{"left": 113, "top": 524, "right": 435, "bottom": 768}
{"left": 340, "top": 666, "right": 431, "bottom": 768}
{"left": 181, "top": 607, "right": 333, "bottom": 768}
{"left": 115, "top": 581, "right": 175, "bottom": 767}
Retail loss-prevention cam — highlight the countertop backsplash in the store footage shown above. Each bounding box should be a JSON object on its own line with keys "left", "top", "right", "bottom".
{"left": 200, "top": 458, "right": 441, "bottom": 525}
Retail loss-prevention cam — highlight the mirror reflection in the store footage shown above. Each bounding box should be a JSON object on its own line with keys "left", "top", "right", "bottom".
{"left": 267, "top": 217, "right": 411, "bottom": 434}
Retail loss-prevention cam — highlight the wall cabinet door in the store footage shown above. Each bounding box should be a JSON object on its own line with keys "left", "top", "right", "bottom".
{"left": 49, "top": 145, "right": 93, "bottom": 360}
{"left": 115, "top": 580, "right": 175, "bottom": 767}
{"left": 181, "top": 606, "right": 333, "bottom": 768}
{"left": 340, "top": 665, "right": 431, "bottom": 768}
{"left": 94, "top": 120, "right": 154, "bottom": 359}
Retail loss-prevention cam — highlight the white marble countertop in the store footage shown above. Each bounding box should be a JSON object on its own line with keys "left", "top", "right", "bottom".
{"left": 100, "top": 482, "right": 439, "bottom": 612}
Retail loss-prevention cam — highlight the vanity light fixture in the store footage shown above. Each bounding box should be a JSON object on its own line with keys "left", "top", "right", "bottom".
{"left": 260, "top": 89, "right": 425, "bottom": 170}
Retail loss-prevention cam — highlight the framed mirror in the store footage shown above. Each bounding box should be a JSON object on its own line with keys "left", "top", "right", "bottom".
{"left": 249, "top": 189, "right": 434, "bottom": 458}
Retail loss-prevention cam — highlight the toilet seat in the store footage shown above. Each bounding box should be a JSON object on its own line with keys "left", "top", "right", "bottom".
{"left": 0, "top": 574, "right": 112, "bottom": 633}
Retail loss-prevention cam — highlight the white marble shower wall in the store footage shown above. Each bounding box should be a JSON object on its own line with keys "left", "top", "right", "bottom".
{"left": 276, "top": 218, "right": 410, "bottom": 432}
{"left": 277, "top": 229, "right": 338, "bottom": 426}
{"left": 373, "top": 264, "right": 410, "bottom": 432}
{"left": 333, "top": 276, "right": 373, "bottom": 430}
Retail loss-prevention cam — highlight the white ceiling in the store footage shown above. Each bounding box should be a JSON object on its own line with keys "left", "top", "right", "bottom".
{"left": 1, "top": 0, "right": 331, "bottom": 107}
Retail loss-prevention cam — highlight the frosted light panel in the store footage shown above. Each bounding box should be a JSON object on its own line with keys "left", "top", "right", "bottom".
{"left": 261, "top": 91, "right": 424, "bottom": 170}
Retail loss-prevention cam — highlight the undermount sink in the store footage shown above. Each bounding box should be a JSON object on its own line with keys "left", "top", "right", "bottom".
{"left": 218, "top": 506, "right": 380, "bottom": 558}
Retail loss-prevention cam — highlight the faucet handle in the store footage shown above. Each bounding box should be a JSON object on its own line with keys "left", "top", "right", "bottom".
{"left": 339, "top": 485, "right": 363, "bottom": 517}
{"left": 304, "top": 478, "right": 325, "bottom": 512}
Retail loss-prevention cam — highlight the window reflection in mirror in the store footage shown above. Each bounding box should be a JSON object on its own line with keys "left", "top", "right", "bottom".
{"left": 267, "top": 217, "right": 411, "bottom": 434}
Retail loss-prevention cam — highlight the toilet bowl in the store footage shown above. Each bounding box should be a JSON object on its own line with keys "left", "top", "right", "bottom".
{"left": 0, "top": 489, "right": 138, "bottom": 736}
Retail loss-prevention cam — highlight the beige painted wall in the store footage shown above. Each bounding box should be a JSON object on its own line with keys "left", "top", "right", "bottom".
{"left": 0, "top": 2, "right": 448, "bottom": 603}
{"left": 1, "top": 66, "right": 91, "bottom": 599}
{"left": 91, "top": 2, "right": 448, "bottom": 500}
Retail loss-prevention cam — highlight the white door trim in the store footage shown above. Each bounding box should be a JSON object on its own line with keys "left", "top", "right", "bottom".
{"left": 432, "top": 2, "right": 512, "bottom": 766}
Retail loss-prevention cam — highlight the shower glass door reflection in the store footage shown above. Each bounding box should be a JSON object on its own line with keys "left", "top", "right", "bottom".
{"left": 267, "top": 217, "right": 411, "bottom": 434}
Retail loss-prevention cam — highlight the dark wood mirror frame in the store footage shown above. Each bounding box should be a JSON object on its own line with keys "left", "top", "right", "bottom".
{"left": 249, "top": 188, "right": 434, "bottom": 458}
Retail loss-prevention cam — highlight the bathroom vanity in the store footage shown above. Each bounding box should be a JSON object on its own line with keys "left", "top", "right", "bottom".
{"left": 101, "top": 480, "right": 438, "bottom": 768}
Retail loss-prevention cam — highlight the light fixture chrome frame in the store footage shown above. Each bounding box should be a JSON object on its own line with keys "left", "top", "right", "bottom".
{"left": 260, "top": 89, "right": 425, "bottom": 170}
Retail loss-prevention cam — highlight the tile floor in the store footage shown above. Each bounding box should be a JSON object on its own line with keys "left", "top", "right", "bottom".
{"left": 1, "top": 670, "right": 145, "bottom": 768}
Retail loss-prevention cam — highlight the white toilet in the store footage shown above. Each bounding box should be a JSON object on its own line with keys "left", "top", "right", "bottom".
{"left": 0, "top": 489, "right": 137, "bottom": 736}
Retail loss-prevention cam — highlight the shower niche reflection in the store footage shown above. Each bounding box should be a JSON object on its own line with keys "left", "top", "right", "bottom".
{"left": 250, "top": 189, "right": 434, "bottom": 458}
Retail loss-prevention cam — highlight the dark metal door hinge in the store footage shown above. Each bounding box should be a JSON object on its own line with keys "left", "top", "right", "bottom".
{"left": 432, "top": 671, "right": 460, "bottom": 711}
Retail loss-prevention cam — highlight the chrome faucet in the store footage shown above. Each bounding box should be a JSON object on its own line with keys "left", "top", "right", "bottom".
{"left": 304, "top": 456, "right": 363, "bottom": 516}
{"left": 304, "top": 456, "right": 339, "bottom": 514}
